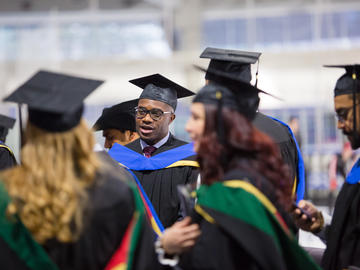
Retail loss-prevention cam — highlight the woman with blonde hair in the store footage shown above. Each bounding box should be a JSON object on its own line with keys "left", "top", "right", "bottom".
{"left": 1, "top": 70, "right": 153, "bottom": 270}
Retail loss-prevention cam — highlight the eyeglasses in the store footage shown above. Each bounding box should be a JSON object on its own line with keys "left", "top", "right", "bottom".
{"left": 135, "top": 107, "right": 173, "bottom": 121}
{"left": 336, "top": 108, "right": 352, "bottom": 123}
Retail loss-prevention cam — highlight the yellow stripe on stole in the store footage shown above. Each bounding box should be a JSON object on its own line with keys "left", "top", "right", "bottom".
{"left": 0, "top": 145, "right": 14, "bottom": 156}
{"left": 166, "top": 160, "right": 199, "bottom": 168}
{"left": 112, "top": 264, "right": 126, "bottom": 270}
{"left": 151, "top": 217, "right": 163, "bottom": 236}
{"left": 118, "top": 163, "right": 130, "bottom": 169}
{"left": 292, "top": 176, "right": 297, "bottom": 196}
{"left": 194, "top": 205, "right": 215, "bottom": 224}
{"left": 223, "top": 180, "right": 277, "bottom": 214}
{"left": 118, "top": 161, "right": 199, "bottom": 169}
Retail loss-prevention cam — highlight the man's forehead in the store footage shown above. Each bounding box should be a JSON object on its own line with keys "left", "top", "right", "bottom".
{"left": 138, "top": 98, "right": 173, "bottom": 111}
{"left": 103, "top": 128, "right": 123, "bottom": 135}
{"left": 334, "top": 94, "right": 356, "bottom": 109}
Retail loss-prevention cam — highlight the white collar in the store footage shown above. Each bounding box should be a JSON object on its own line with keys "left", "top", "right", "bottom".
{"left": 93, "top": 143, "right": 105, "bottom": 152}
{"left": 140, "top": 132, "right": 170, "bottom": 150}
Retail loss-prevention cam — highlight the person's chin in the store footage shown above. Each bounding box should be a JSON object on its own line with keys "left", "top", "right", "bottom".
{"left": 348, "top": 135, "right": 360, "bottom": 150}
{"left": 350, "top": 140, "right": 360, "bottom": 150}
{"left": 139, "top": 132, "right": 156, "bottom": 144}
{"left": 193, "top": 142, "right": 199, "bottom": 153}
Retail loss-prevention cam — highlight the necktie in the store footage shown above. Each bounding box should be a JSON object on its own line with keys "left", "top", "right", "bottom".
{"left": 143, "top": 145, "right": 157, "bottom": 158}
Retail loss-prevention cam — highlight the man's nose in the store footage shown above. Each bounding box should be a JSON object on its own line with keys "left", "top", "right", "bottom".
{"left": 142, "top": 113, "right": 153, "bottom": 123}
{"left": 104, "top": 140, "right": 111, "bottom": 149}
{"left": 337, "top": 120, "right": 345, "bottom": 130}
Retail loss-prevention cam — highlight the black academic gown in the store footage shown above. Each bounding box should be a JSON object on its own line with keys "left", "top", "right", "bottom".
{"left": 42, "top": 153, "right": 156, "bottom": 270}
{"left": 179, "top": 167, "right": 300, "bottom": 270}
{"left": 321, "top": 181, "right": 360, "bottom": 270}
{"left": 0, "top": 143, "right": 17, "bottom": 170}
{"left": 125, "top": 134, "right": 199, "bottom": 228}
{"left": 253, "top": 112, "right": 298, "bottom": 185}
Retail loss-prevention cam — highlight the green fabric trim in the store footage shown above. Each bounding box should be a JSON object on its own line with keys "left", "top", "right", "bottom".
{"left": 127, "top": 181, "right": 145, "bottom": 270}
{"left": 196, "top": 183, "right": 321, "bottom": 270}
{"left": 0, "top": 182, "right": 58, "bottom": 270}
{"left": 197, "top": 183, "right": 284, "bottom": 251}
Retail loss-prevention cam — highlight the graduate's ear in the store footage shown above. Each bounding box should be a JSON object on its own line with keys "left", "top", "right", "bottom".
{"left": 169, "top": 113, "right": 176, "bottom": 124}
{"left": 129, "top": 131, "right": 138, "bottom": 140}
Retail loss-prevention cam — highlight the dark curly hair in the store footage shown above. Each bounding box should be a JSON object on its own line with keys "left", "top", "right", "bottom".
{"left": 197, "top": 104, "right": 293, "bottom": 210}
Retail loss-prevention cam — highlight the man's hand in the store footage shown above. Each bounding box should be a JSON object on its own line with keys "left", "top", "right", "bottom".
{"left": 160, "top": 217, "right": 201, "bottom": 255}
{"left": 292, "top": 200, "right": 324, "bottom": 233}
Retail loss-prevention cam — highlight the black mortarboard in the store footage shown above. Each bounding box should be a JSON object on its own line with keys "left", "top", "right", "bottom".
{"left": 0, "top": 114, "right": 16, "bottom": 142}
{"left": 193, "top": 65, "right": 267, "bottom": 120}
{"left": 200, "top": 47, "right": 261, "bottom": 84}
{"left": 0, "top": 114, "right": 16, "bottom": 129}
{"left": 93, "top": 99, "right": 138, "bottom": 132}
{"left": 323, "top": 64, "right": 360, "bottom": 96}
{"left": 3, "top": 70, "right": 104, "bottom": 132}
{"left": 129, "top": 73, "right": 195, "bottom": 110}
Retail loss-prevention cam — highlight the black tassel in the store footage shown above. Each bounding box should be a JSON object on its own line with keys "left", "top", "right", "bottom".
{"left": 352, "top": 69, "right": 360, "bottom": 144}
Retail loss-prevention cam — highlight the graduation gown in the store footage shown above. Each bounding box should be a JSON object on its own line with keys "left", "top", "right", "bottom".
{"left": 0, "top": 143, "right": 17, "bottom": 170}
{"left": 0, "top": 182, "right": 58, "bottom": 270}
{"left": 42, "top": 153, "right": 157, "bottom": 270}
{"left": 179, "top": 168, "right": 320, "bottom": 270}
{"left": 321, "top": 159, "right": 360, "bottom": 270}
{"left": 253, "top": 112, "right": 305, "bottom": 202}
{"left": 124, "top": 135, "right": 199, "bottom": 228}
{"left": 253, "top": 113, "right": 298, "bottom": 183}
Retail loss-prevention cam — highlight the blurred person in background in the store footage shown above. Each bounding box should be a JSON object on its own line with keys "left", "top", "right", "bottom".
{"left": 108, "top": 74, "right": 199, "bottom": 229}
{"left": 288, "top": 115, "right": 302, "bottom": 150}
{"left": 200, "top": 47, "right": 305, "bottom": 207}
{"left": 1, "top": 70, "right": 155, "bottom": 270}
{"left": 327, "top": 141, "right": 357, "bottom": 213}
{"left": 93, "top": 99, "right": 139, "bottom": 149}
{"left": 157, "top": 67, "right": 320, "bottom": 270}
{"left": 0, "top": 114, "right": 17, "bottom": 170}
{"left": 294, "top": 64, "right": 360, "bottom": 270}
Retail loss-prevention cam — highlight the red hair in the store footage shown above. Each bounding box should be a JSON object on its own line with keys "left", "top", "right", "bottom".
{"left": 197, "top": 105, "right": 293, "bottom": 210}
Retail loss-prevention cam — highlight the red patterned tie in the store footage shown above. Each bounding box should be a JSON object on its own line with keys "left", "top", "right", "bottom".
{"left": 143, "top": 146, "right": 157, "bottom": 158}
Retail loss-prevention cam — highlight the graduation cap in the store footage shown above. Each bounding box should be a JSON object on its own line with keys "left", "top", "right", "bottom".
{"left": 323, "top": 64, "right": 360, "bottom": 96}
{"left": 0, "top": 114, "right": 16, "bottom": 130}
{"left": 193, "top": 65, "right": 267, "bottom": 121}
{"left": 324, "top": 64, "right": 360, "bottom": 145}
{"left": 0, "top": 114, "right": 16, "bottom": 142}
{"left": 93, "top": 99, "right": 138, "bottom": 132}
{"left": 3, "top": 70, "right": 104, "bottom": 132}
{"left": 193, "top": 65, "right": 280, "bottom": 153}
{"left": 200, "top": 47, "right": 261, "bottom": 85}
{"left": 129, "top": 73, "right": 195, "bottom": 110}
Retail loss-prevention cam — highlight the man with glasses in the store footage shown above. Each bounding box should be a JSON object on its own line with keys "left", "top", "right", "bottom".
{"left": 108, "top": 74, "right": 199, "bottom": 229}
{"left": 294, "top": 64, "right": 360, "bottom": 270}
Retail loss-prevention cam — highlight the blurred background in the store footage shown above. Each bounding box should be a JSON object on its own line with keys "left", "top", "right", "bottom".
{"left": 0, "top": 0, "right": 360, "bottom": 211}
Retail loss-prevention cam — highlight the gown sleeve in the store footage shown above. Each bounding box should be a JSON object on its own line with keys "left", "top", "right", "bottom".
{"left": 0, "top": 147, "right": 17, "bottom": 171}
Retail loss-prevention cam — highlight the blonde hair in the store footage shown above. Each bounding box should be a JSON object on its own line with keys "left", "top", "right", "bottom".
{"left": 2, "top": 119, "right": 100, "bottom": 244}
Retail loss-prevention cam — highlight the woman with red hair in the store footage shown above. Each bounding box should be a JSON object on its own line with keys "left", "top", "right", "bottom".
{"left": 157, "top": 75, "right": 320, "bottom": 270}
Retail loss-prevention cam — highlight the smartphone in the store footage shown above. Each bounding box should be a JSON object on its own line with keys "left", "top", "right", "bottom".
{"left": 177, "top": 185, "right": 193, "bottom": 217}
{"left": 293, "top": 202, "right": 313, "bottom": 220}
{"left": 177, "top": 185, "right": 202, "bottom": 224}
